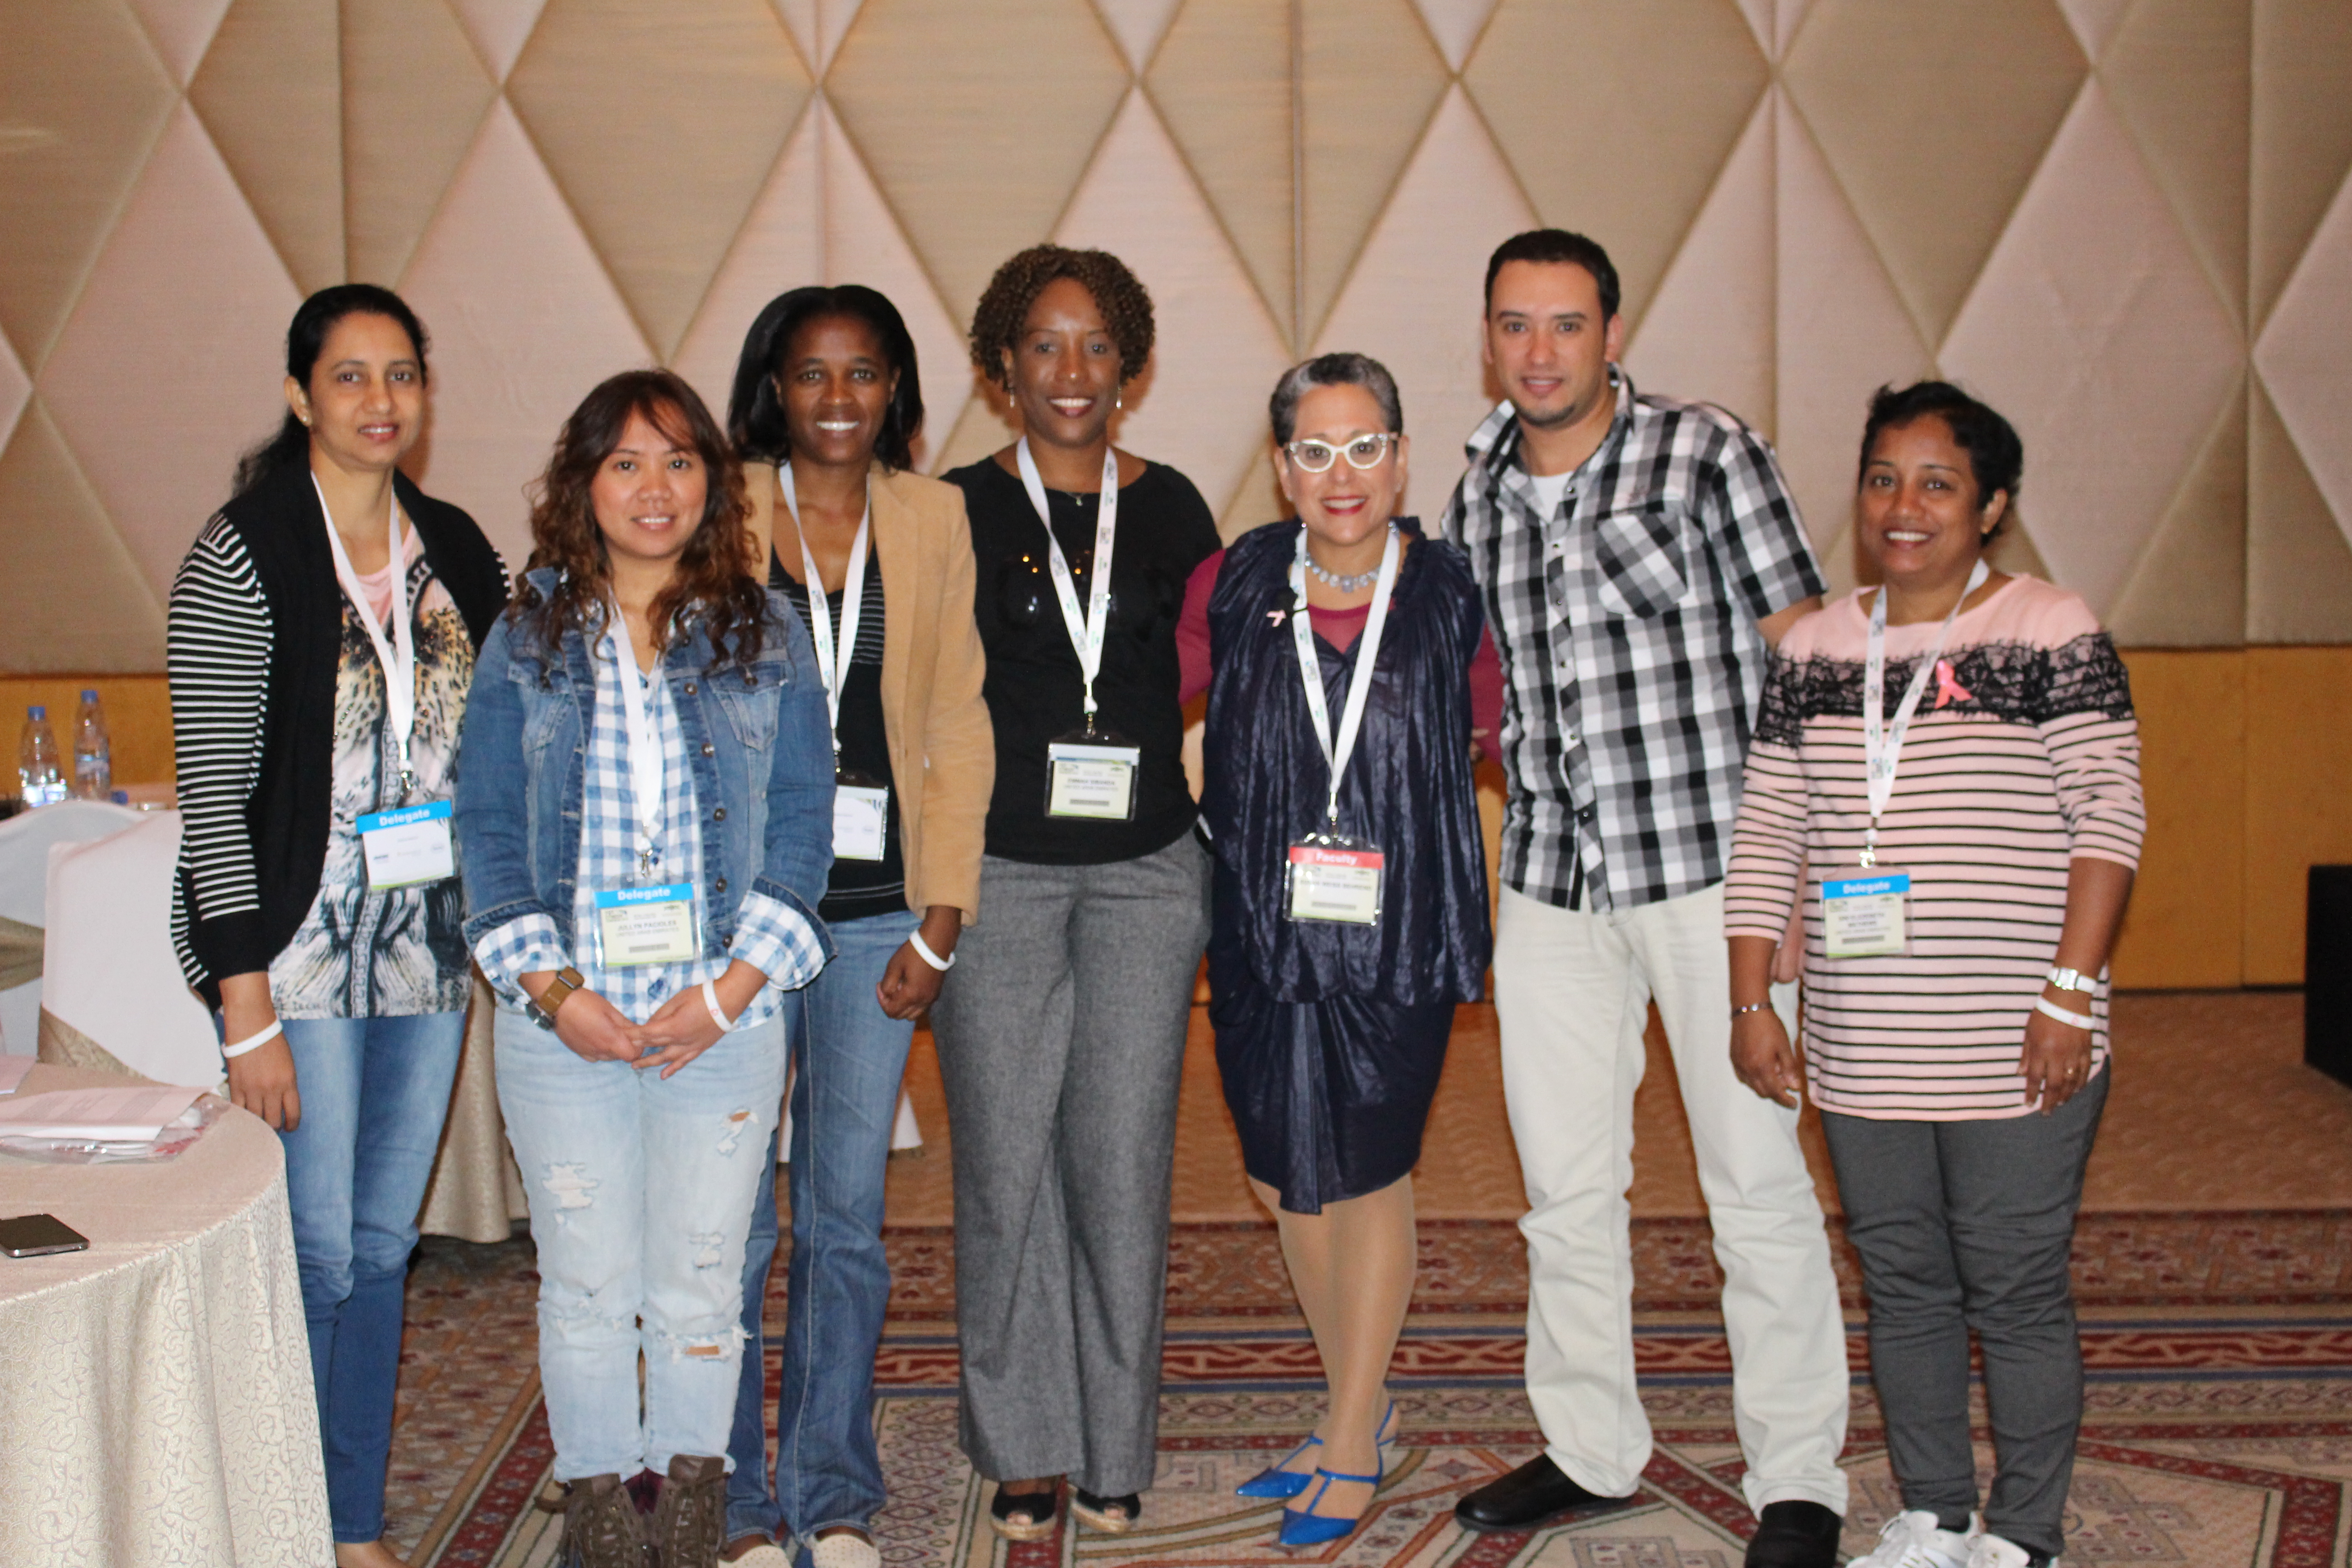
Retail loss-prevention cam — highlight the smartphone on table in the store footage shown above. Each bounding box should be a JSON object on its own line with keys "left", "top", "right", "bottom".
{"left": 0, "top": 1214, "right": 90, "bottom": 1257}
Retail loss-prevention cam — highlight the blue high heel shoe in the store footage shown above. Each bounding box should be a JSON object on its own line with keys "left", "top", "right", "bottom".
{"left": 1278, "top": 1462, "right": 1384, "bottom": 1548}
{"left": 1236, "top": 1402, "right": 1399, "bottom": 1500}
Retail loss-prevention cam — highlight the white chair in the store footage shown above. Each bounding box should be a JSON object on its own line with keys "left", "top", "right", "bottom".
{"left": 42, "top": 812, "right": 220, "bottom": 1086}
{"left": 0, "top": 800, "right": 141, "bottom": 1056}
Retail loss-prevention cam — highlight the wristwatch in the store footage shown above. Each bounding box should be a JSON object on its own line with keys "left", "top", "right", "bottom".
{"left": 2045, "top": 965, "right": 2092, "bottom": 995}
{"left": 526, "top": 966, "right": 587, "bottom": 1031}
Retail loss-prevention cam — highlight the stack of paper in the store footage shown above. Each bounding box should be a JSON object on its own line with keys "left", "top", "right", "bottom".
{"left": 0, "top": 1086, "right": 202, "bottom": 1141}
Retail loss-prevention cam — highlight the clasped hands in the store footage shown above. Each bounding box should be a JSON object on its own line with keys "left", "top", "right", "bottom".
{"left": 523, "top": 961, "right": 767, "bottom": 1078}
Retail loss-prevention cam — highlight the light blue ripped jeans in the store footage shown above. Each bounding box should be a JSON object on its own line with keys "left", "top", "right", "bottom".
{"left": 494, "top": 1004, "right": 787, "bottom": 1481}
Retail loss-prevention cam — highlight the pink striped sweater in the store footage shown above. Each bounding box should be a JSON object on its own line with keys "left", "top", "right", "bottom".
{"left": 1724, "top": 574, "right": 2144, "bottom": 1120}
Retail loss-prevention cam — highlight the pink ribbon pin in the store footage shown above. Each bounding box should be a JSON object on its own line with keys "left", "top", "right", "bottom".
{"left": 1932, "top": 658, "right": 1973, "bottom": 709}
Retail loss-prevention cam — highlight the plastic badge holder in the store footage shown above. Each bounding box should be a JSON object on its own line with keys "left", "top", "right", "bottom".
{"left": 0, "top": 1092, "right": 230, "bottom": 1165}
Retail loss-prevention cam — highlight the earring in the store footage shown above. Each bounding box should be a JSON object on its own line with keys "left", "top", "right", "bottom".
{"left": 1115, "top": 391, "right": 1124, "bottom": 411}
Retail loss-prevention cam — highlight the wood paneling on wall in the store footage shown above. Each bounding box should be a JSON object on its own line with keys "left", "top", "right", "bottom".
{"left": 9, "top": 649, "right": 2348, "bottom": 989}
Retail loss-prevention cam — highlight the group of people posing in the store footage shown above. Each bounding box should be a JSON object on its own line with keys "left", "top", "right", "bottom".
{"left": 167, "top": 226, "right": 2142, "bottom": 1568}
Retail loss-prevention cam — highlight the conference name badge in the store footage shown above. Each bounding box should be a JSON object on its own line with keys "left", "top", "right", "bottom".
{"left": 593, "top": 883, "right": 701, "bottom": 968}
{"left": 1822, "top": 870, "right": 1910, "bottom": 959}
{"left": 1045, "top": 739, "right": 1140, "bottom": 821}
{"left": 357, "top": 799, "right": 455, "bottom": 889}
{"left": 1285, "top": 839, "right": 1385, "bottom": 926}
{"left": 833, "top": 779, "right": 890, "bottom": 862}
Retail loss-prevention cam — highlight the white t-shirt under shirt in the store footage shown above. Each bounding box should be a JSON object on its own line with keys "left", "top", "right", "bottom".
{"left": 1528, "top": 469, "right": 1573, "bottom": 516}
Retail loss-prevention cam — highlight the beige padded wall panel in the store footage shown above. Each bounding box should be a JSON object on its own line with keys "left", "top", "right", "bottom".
{"left": 1465, "top": 0, "right": 1766, "bottom": 327}
{"left": 2247, "top": 380, "right": 2352, "bottom": 643}
{"left": 1056, "top": 90, "right": 1294, "bottom": 524}
{"left": 2251, "top": 0, "right": 2352, "bottom": 327}
{"left": 1298, "top": 0, "right": 1450, "bottom": 343}
{"left": 1939, "top": 79, "right": 2241, "bottom": 616}
{"left": 506, "top": 0, "right": 812, "bottom": 358}
{"left": 39, "top": 104, "right": 301, "bottom": 605}
{"left": 396, "top": 100, "right": 653, "bottom": 568}
{"left": 1784, "top": 0, "right": 2084, "bottom": 349}
{"left": 189, "top": 0, "right": 344, "bottom": 294}
{"left": 2058, "top": 0, "right": 2134, "bottom": 58}
{"left": 446, "top": 0, "right": 548, "bottom": 78}
{"left": 2106, "top": 385, "right": 2248, "bottom": 647}
{"left": 1622, "top": 93, "right": 1776, "bottom": 438}
{"left": 2254, "top": 170, "right": 2352, "bottom": 544}
{"left": 668, "top": 108, "right": 823, "bottom": 431}
{"left": 0, "top": 331, "right": 28, "bottom": 462}
{"left": 826, "top": 0, "right": 1128, "bottom": 326}
{"left": 813, "top": 102, "right": 979, "bottom": 473}
{"left": 2102, "top": 0, "right": 2250, "bottom": 328}
{"left": 342, "top": 0, "right": 499, "bottom": 287}
{"left": 1311, "top": 85, "right": 1537, "bottom": 529}
{"left": 0, "top": 404, "right": 167, "bottom": 671}
{"left": 1412, "top": 0, "right": 1500, "bottom": 69}
{"left": 1144, "top": 0, "right": 1295, "bottom": 343}
{"left": 0, "top": 0, "right": 177, "bottom": 370}
{"left": 1095, "top": 0, "right": 1183, "bottom": 70}
{"left": 125, "top": 0, "right": 233, "bottom": 86}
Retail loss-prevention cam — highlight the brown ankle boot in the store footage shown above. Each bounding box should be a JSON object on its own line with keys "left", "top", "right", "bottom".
{"left": 651, "top": 1455, "right": 728, "bottom": 1568}
{"left": 558, "top": 1473, "right": 649, "bottom": 1568}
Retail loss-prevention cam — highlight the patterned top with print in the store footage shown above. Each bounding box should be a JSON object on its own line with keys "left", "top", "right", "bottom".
{"left": 270, "top": 527, "right": 476, "bottom": 1018}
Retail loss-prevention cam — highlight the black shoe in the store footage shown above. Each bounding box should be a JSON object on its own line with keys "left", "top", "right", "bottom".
{"left": 1453, "top": 1455, "right": 1635, "bottom": 1533}
{"left": 1744, "top": 1499, "right": 1843, "bottom": 1568}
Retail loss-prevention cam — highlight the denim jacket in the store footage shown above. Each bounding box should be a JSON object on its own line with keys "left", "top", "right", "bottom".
{"left": 455, "top": 569, "right": 838, "bottom": 973}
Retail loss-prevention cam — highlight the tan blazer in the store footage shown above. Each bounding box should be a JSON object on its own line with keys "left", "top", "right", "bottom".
{"left": 749, "top": 463, "right": 994, "bottom": 923}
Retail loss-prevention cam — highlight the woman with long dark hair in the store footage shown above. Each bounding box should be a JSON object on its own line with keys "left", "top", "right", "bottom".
{"left": 715, "top": 287, "right": 992, "bottom": 1568}
{"left": 932, "top": 246, "right": 1220, "bottom": 1540}
{"left": 455, "top": 370, "right": 835, "bottom": 1568}
{"left": 168, "top": 284, "right": 508, "bottom": 1568}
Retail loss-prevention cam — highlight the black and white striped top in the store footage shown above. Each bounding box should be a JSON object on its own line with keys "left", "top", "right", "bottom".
{"left": 167, "top": 517, "right": 274, "bottom": 984}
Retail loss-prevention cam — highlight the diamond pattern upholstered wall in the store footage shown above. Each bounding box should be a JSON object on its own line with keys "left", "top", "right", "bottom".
{"left": 2, "top": 0, "right": 2348, "bottom": 675}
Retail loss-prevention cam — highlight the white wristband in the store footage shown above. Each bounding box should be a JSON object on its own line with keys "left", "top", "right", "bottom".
{"left": 2034, "top": 995, "right": 2096, "bottom": 1031}
{"left": 701, "top": 979, "right": 735, "bottom": 1033}
{"left": 222, "top": 1019, "right": 283, "bottom": 1059}
{"left": 907, "top": 931, "right": 955, "bottom": 972}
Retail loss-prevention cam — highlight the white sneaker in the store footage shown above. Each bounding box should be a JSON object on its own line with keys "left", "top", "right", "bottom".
{"left": 1849, "top": 1509, "right": 1974, "bottom": 1568}
{"left": 809, "top": 1531, "right": 881, "bottom": 1568}
{"left": 1966, "top": 1534, "right": 2051, "bottom": 1568}
{"left": 725, "top": 1543, "right": 793, "bottom": 1568}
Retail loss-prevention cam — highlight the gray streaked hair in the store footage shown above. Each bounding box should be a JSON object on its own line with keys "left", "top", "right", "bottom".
{"left": 1269, "top": 352, "right": 1403, "bottom": 446}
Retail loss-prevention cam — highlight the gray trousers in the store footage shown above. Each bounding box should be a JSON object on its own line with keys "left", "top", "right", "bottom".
{"left": 1821, "top": 1070, "right": 2108, "bottom": 1561}
{"left": 930, "top": 834, "right": 1210, "bottom": 1494}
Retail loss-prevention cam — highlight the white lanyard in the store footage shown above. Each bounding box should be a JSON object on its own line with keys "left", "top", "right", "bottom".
{"left": 314, "top": 474, "right": 418, "bottom": 789}
{"left": 1861, "top": 558, "right": 1987, "bottom": 865}
{"left": 1015, "top": 437, "right": 1119, "bottom": 726}
{"left": 602, "top": 600, "right": 670, "bottom": 877}
{"left": 779, "top": 465, "right": 871, "bottom": 760}
{"left": 1289, "top": 523, "right": 1401, "bottom": 827}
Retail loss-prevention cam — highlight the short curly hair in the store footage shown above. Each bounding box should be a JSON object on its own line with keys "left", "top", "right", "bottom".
{"left": 968, "top": 245, "right": 1155, "bottom": 387}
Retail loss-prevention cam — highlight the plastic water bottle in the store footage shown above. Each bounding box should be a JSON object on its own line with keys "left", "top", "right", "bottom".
{"left": 17, "top": 706, "right": 66, "bottom": 808}
{"left": 72, "top": 688, "right": 110, "bottom": 799}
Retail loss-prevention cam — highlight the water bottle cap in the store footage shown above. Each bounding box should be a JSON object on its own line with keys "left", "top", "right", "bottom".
{"left": 80, "top": 688, "right": 98, "bottom": 701}
{"left": 27, "top": 706, "right": 43, "bottom": 720}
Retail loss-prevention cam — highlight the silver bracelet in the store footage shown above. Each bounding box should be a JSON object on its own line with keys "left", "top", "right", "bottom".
{"left": 2045, "top": 965, "right": 2092, "bottom": 994}
{"left": 1730, "top": 1001, "right": 1772, "bottom": 1019}
{"left": 700, "top": 978, "right": 734, "bottom": 1033}
{"left": 908, "top": 931, "right": 956, "bottom": 972}
{"left": 2034, "top": 995, "right": 2095, "bottom": 1031}
{"left": 221, "top": 1019, "right": 283, "bottom": 1059}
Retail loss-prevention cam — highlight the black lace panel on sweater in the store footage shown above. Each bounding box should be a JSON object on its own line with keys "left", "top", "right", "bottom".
{"left": 1754, "top": 631, "right": 2134, "bottom": 747}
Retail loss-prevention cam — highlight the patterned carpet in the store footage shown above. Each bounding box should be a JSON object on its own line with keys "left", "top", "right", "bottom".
{"left": 387, "top": 1212, "right": 2352, "bottom": 1568}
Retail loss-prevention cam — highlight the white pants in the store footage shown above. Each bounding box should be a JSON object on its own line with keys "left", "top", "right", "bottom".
{"left": 1495, "top": 882, "right": 1850, "bottom": 1514}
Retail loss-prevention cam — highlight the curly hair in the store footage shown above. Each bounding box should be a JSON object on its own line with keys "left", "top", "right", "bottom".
{"left": 510, "top": 369, "right": 769, "bottom": 667}
{"left": 968, "top": 245, "right": 1155, "bottom": 387}
{"left": 1858, "top": 380, "right": 2023, "bottom": 540}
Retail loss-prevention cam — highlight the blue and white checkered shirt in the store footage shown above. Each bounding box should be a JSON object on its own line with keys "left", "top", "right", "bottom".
{"left": 472, "top": 622, "right": 825, "bottom": 1027}
{"left": 1442, "top": 370, "right": 1826, "bottom": 912}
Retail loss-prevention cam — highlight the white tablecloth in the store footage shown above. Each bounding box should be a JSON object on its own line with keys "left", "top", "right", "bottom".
{"left": 0, "top": 1064, "right": 332, "bottom": 1566}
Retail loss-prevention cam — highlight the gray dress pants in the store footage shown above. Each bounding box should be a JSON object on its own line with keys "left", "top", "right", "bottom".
{"left": 1820, "top": 1069, "right": 2108, "bottom": 1561}
{"left": 930, "top": 833, "right": 1210, "bottom": 1495}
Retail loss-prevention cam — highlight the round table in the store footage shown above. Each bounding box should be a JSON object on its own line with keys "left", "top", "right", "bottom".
{"left": 0, "top": 1063, "right": 332, "bottom": 1565}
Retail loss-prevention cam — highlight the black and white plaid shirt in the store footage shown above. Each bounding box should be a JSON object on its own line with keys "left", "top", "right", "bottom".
{"left": 1441, "top": 370, "right": 1826, "bottom": 912}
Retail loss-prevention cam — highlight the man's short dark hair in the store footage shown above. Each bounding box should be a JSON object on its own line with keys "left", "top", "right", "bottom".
{"left": 1483, "top": 230, "right": 1621, "bottom": 321}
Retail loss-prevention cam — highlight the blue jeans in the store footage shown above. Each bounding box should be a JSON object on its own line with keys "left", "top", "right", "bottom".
{"left": 495, "top": 1003, "right": 786, "bottom": 1480}
{"left": 276, "top": 1010, "right": 466, "bottom": 1544}
{"left": 727, "top": 907, "right": 921, "bottom": 1544}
